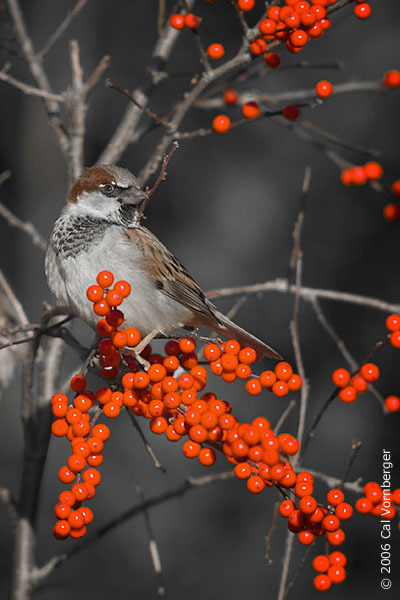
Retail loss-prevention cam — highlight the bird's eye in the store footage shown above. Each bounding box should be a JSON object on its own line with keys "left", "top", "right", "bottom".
{"left": 100, "top": 182, "right": 116, "bottom": 195}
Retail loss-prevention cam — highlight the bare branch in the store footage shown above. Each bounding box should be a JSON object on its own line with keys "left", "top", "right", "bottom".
{"left": 84, "top": 55, "right": 111, "bottom": 93}
{"left": 6, "top": 0, "right": 70, "bottom": 156}
{"left": 0, "top": 201, "right": 46, "bottom": 250}
{"left": 0, "top": 64, "right": 65, "bottom": 101}
{"left": 141, "top": 140, "right": 179, "bottom": 212}
{"left": 98, "top": 0, "right": 196, "bottom": 165}
{"left": 126, "top": 410, "right": 166, "bottom": 472}
{"left": 0, "top": 269, "right": 29, "bottom": 326}
{"left": 136, "top": 486, "right": 165, "bottom": 596}
{"left": 37, "top": 0, "right": 88, "bottom": 59}
{"left": 67, "top": 39, "right": 86, "bottom": 179}
{"left": 106, "top": 79, "right": 165, "bottom": 126}
{"left": 206, "top": 277, "right": 400, "bottom": 314}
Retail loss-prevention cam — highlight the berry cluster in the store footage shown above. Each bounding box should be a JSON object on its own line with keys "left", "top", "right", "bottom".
{"left": 258, "top": 0, "right": 336, "bottom": 55}
{"left": 331, "top": 362, "right": 379, "bottom": 404}
{"left": 51, "top": 271, "right": 305, "bottom": 539}
{"left": 312, "top": 551, "right": 347, "bottom": 590}
{"left": 169, "top": 13, "right": 201, "bottom": 30}
{"left": 341, "top": 161, "right": 383, "bottom": 186}
{"left": 355, "top": 481, "right": 400, "bottom": 521}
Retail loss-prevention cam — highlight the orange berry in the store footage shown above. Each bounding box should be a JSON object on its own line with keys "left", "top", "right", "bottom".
{"left": 238, "top": 0, "right": 255, "bottom": 10}
{"left": 385, "top": 395, "right": 400, "bottom": 412}
{"left": 242, "top": 101, "right": 260, "bottom": 119}
{"left": 338, "top": 385, "right": 358, "bottom": 403}
{"left": 383, "top": 70, "right": 400, "bottom": 89}
{"left": 169, "top": 13, "right": 185, "bottom": 29}
{"left": 354, "top": 2, "right": 371, "bottom": 19}
{"left": 182, "top": 440, "right": 200, "bottom": 458}
{"left": 103, "top": 402, "right": 120, "bottom": 418}
{"left": 332, "top": 368, "right": 351, "bottom": 388}
{"left": 250, "top": 38, "right": 267, "bottom": 56}
{"left": 113, "top": 280, "right": 131, "bottom": 298}
{"left": 58, "top": 465, "right": 76, "bottom": 484}
{"left": 351, "top": 374, "right": 368, "bottom": 393}
{"left": 223, "top": 88, "right": 239, "bottom": 105}
{"left": 314, "top": 574, "right": 332, "bottom": 591}
{"left": 360, "top": 362, "right": 379, "bottom": 382}
{"left": 275, "top": 361, "right": 293, "bottom": 382}
{"left": 91, "top": 423, "right": 110, "bottom": 441}
{"left": 179, "top": 337, "right": 196, "bottom": 353}
{"left": 288, "top": 374, "right": 302, "bottom": 391}
{"left": 272, "top": 381, "right": 289, "bottom": 397}
{"left": 111, "top": 330, "right": 128, "bottom": 348}
{"left": 364, "top": 161, "right": 383, "bottom": 181}
{"left": 247, "top": 475, "right": 265, "bottom": 494}
{"left": 184, "top": 13, "right": 201, "bottom": 28}
{"left": 198, "top": 447, "right": 216, "bottom": 466}
{"left": 212, "top": 114, "right": 231, "bottom": 133}
{"left": 259, "top": 370, "right": 276, "bottom": 387}
{"left": 207, "top": 43, "right": 224, "bottom": 59}
{"left": 51, "top": 419, "right": 69, "bottom": 437}
{"left": 97, "top": 270, "right": 114, "bottom": 288}
{"left": 326, "top": 488, "right": 344, "bottom": 506}
{"left": 53, "top": 520, "right": 71, "bottom": 539}
{"left": 315, "top": 80, "right": 333, "bottom": 98}
{"left": 245, "top": 378, "right": 262, "bottom": 395}
{"left": 312, "top": 555, "right": 330, "bottom": 573}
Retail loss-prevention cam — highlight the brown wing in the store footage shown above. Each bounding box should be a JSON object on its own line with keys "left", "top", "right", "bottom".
{"left": 124, "top": 227, "right": 220, "bottom": 324}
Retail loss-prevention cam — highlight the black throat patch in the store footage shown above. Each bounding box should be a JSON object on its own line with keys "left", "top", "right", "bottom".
{"left": 50, "top": 206, "right": 140, "bottom": 259}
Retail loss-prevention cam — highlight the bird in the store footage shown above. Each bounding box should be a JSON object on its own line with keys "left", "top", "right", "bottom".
{"left": 45, "top": 165, "right": 281, "bottom": 360}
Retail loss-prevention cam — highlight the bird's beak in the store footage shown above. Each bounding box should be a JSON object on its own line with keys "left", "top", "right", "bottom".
{"left": 121, "top": 186, "right": 147, "bottom": 205}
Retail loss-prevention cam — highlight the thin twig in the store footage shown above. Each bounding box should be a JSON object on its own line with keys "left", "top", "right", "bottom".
{"left": 0, "top": 66, "right": 65, "bottom": 101}
{"left": 157, "top": 0, "right": 166, "bottom": 36}
{"left": 0, "top": 202, "right": 46, "bottom": 250}
{"left": 282, "top": 544, "right": 315, "bottom": 600}
{"left": 277, "top": 532, "right": 295, "bottom": 600}
{"left": 205, "top": 277, "right": 400, "bottom": 314}
{"left": 339, "top": 439, "right": 362, "bottom": 490}
{"left": 290, "top": 168, "right": 311, "bottom": 468}
{"left": 98, "top": 0, "right": 196, "bottom": 165}
{"left": 6, "top": 0, "right": 70, "bottom": 156}
{"left": 136, "top": 486, "right": 165, "bottom": 596}
{"left": 83, "top": 55, "right": 111, "bottom": 93}
{"left": 105, "top": 79, "right": 165, "bottom": 126}
{"left": 274, "top": 400, "right": 296, "bottom": 434}
{"left": 141, "top": 140, "right": 179, "bottom": 213}
{"left": 0, "top": 486, "right": 18, "bottom": 520}
{"left": 126, "top": 410, "right": 166, "bottom": 472}
{"left": 0, "top": 269, "right": 29, "bottom": 326}
{"left": 37, "top": 0, "right": 88, "bottom": 59}
{"left": 34, "top": 471, "right": 233, "bottom": 585}
{"left": 305, "top": 468, "right": 363, "bottom": 494}
{"left": 265, "top": 501, "right": 279, "bottom": 563}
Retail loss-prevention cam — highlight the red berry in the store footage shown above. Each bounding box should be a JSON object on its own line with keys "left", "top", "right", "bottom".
{"left": 313, "top": 555, "right": 330, "bottom": 573}
{"left": 315, "top": 80, "right": 333, "bottom": 98}
{"left": 238, "top": 0, "right": 255, "bottom": 10}
{"left": 364, "top": 161, "right": 383, "bottom": 181}
{"left": 242, "top": 101, "right": 260, "bottom": 119}
{"left": 223, "top": 89, "right": 239, "bottom": 105}
{"left": 314, "top": 574, "right": 332, "bottom": 591}
{"left": 207, "top": 43, "right": 225, "bottom": 59}
{"left": 384, "top": 203, "right": 400, "bottom": 222}
{"left": 97, "top": 270, "right": 114, "bottom": 288}
{"left": 360, "top": 362, "right": 379, "bottom": 382}
{"left": 212, "top": 114, "right": 231, "bottom": 133}
{"left": 332, "top": 368, "right": 350, "bottom": 388}
{"left": 282, "top": 105, "right": 299, "bottom": 120}
{"left": 383, "top": 70, "right": 400, "bottom": 89}
{"left": 384, "top": 395, "right": 400, "bottom": 412}
{"left": 338, "top": 385, "right": 358, "bottom": 403}
{"left": 184, "top": 13, "right": 201, "bottom": 28}
{"left": 169, "top": 14, "right": 185, "bottom": 29}
{"left": 354, "top": 3, "right": 371, "bottom": 19}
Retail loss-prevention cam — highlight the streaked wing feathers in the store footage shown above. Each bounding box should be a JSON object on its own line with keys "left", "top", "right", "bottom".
{"left": 125, "top": 227, "right": 219, "bottom": 324}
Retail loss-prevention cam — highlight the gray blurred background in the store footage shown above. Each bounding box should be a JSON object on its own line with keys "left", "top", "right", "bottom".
{"left": 0, "top": 1, "right": 399, "bottom": 598}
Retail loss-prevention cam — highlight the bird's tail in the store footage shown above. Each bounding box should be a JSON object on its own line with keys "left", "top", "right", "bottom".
{"left": 212, "top": 310, "right": 282, "bottom": 360}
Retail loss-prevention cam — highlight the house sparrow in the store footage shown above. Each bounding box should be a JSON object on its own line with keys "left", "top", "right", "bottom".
{"left": 45, "top": 165, "right": 280, "bottom": 359}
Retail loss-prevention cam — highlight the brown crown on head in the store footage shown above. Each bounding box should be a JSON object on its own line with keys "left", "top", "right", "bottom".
{"left": 68, "top": 166, "right": 115, "bottom": 204}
